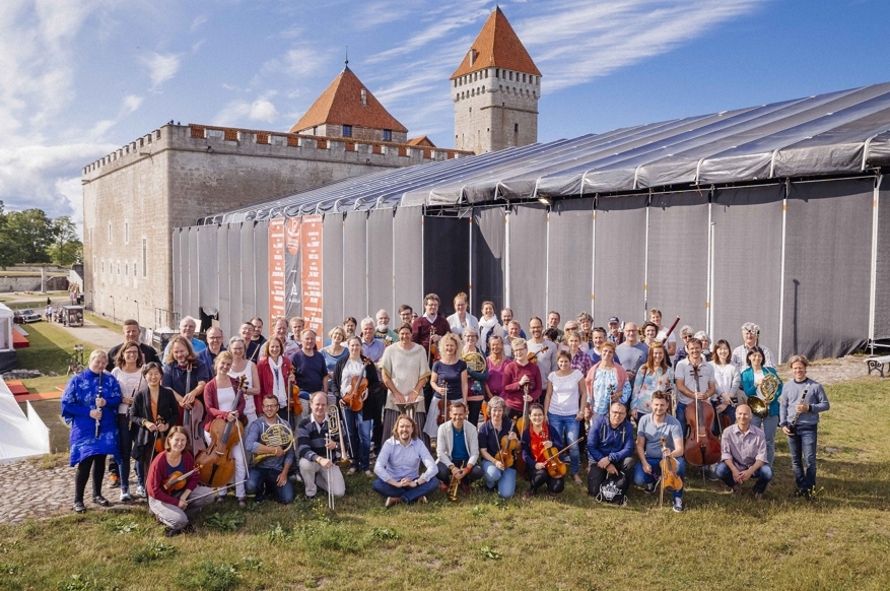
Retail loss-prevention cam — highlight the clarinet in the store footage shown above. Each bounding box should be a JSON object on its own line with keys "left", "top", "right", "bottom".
{"left": 787, "top": 386, "right": 810, "bottom": 435}
{"left": 95, "top": 382, "right": 104, "bottom": 438}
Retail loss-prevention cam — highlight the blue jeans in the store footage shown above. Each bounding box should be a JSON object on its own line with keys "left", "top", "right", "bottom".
{"left": 372, "top": 477, "right": 439, "bottom": 504}
{"left": 547, "top": 413, "right": 580, "bottom": 475}
{"left": 343, "top": 406, "right": 372, "bottom": 471}
{"left": 633, "top": 456, "right": 686, "bottom": 500}
{"left": 481, "top": 460, "right": 517, "bottom": 499}
{"left": 675, "top": 402, "right": 688, "bottom": 437}
{"left": 247, "top": 466, "right": 295, "bottom": 504}
{"left": 787, "top": 426, "right": 818, "bottom": 492}
{"left": 714, "top": 462, "right": 773, "bottom": 493}
{"left": 115, "top": 414, "right": 141, "bottom": 491}
{"left": 751, "top": 414, "right": 778, "bottom": 465}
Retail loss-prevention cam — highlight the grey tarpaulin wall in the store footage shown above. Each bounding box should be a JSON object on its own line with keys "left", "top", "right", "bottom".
{"left": 323, "top": 214, "right": 344, "bottom": 330}
{"left": 368, "top": 209, "right": 395, "bottom": 315}
{"left": 594, "top": 195, "right": 647, "bottom": 324}
{"left": 472, "top": 207, "right": 505, "bottom": 312}
{"left": 711, "top": 186, "right": 783, "bottom": 356}
{"left": 343, "top": 212, "right": 368, "bottom": 319}
{"left": 508, "top": 205, "right": 547, "bottom": 323}
{"left": 547, "top": 198, "right": 593, "bottom": 321}
{"left": 423, "top": 216, "right": 468, "bottom": 316}
{"left": 171, "top": 229, "right": 182, "bottom": 326}
{"left": 647, "top": 192, "right": 709, "bottom": 331}
{"left": 217, "top": 225, "right": 231, "bottom": 338}
{"left": 782, "top": 178, "right": 873, "bottom": 359}
{"left": 239, "top": 222, "right": 256, "bottom": 328}
{"left": 876, "top": 176, "right": 890, "bottom": 341}
{"left": 186, "top": 228, "right": 200, "bottom": 326}
{"left": 254, "top": 221, "right": 269, "bottom": 329}
{"left": 197, "top": 225, "right": 219, "bottom": 319}
{"left": 225, "top": 225, "right": 242, "bottom": 341}
{"left": 393, "top": 207, "right": 423, "bottom": 313}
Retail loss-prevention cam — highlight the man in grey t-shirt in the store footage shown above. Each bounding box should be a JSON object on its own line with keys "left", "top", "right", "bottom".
{"left": 616, "top": 322, "right": 647, "bottom": 383}
{"left": 633, "top": 391, "right": 686, "bottom": 512}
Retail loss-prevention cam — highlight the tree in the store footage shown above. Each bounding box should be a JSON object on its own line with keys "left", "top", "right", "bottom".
{"left": 2, "top": 209, "right": 53, "bottom": 264}
{"left": 0, "top": 202, "right": 14, "bottom": 269}
{"left": 47, "top": 216, "right": 83, "bottom": 266}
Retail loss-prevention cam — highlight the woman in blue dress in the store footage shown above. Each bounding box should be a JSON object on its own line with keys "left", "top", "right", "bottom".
{"left": 61, "top": 349, "right": 122, "bottom": 513}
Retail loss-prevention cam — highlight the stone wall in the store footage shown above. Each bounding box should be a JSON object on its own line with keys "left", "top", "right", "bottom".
{"left": 82, "top": 123, "right": 467, "bottom": 328}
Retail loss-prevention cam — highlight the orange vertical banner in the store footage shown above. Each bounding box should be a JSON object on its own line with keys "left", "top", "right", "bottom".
{"left": 268, "top": 217, "right": 287, "bottom": 326}
{"left": 301, "top": 214, "right": 324, "bottom": 340}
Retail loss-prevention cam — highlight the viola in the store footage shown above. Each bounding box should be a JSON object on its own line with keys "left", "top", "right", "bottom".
{"left": 153, "top": 418, "right": 168, "bottom": 455}
{"left": 343, "top": 363, "right": 368, "bottom": 412}
{"left": 197, "top": 376, "right": 246, "bottom": 487}
{"left": 659, "top": 436, "right": 683, "bottom": 494}
{"left": 513, "top": 385, "right": 531, "bottom": 474}
{"left": 683, "top": 366, "right": 721, "bottom": 466}
{"left": 428, "top": 325, "right": 440, "bottom": 363}
{"left": 290, "top": 366, "right": 304, "bottom": 416}
{"left": 494, "top": 421, "right": 519, "bottom": 468}
{"left": 539, "top": 437, "right": 584, "bottom": 480}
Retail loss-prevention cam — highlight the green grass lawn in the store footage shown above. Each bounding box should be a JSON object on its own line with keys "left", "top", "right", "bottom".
{"left": 1, "top": 379, "right": 888, "bottom": 591}
{"left": 14, "top": 321, "right": 100, "bottom": 384}
{"left": 85, "top": 312, "right": 122, "bottom": 333}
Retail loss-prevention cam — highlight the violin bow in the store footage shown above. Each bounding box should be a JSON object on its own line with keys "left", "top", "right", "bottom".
{"left": 541, "top": 436, "right": 585, "bottom": 466}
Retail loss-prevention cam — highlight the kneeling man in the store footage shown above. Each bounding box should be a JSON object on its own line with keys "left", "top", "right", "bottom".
{"left": 715, "top": 403, "right": 772, "bottom": 498}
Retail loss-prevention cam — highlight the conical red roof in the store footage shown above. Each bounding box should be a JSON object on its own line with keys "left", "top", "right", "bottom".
{"left": 450, "top": 7, "right": 540, "bottom": 79}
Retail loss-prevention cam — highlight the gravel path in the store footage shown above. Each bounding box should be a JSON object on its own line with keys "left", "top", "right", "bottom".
{"left": 0, "top": 354, "right": 881, "bottom": 524}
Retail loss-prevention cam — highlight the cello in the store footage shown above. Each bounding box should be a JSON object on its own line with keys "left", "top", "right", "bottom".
{"left": 197, "top": 376, "right": 246, "bottom": 487}
{"left": 683, "top": 364, "right": 721, "bottom": 466}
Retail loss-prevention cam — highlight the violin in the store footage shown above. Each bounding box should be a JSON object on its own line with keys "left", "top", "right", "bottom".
{"left": 162, "top": 467, "right": 198, "bottom": 494}
{"left": 290, "top": 366, "right": 304, "bottom": 416}
{"left": 153, "top": 418, "right": 168, "bottom": 454}
{"left": 683, "top": 366, "right": 721, "bottom": 466}
{"left": 428, "top": 325, "right": 440, "bottom": 363}
{"left": 494, "top": 420, "right": 519, "bottom": 468}
{"left": 659, "top": 436, "right": 683, "bottom": 501}
{"left": 435, "top": 376, "right": 447, "bottom": 426}
{"left": 342, "top": 363, "right": 368, "bottom": 412}
{"left": 197, "top": 376, "right": 247, "bottom": 487}
{"left": 539, "top": 437, "right": 584, "bottom": 480}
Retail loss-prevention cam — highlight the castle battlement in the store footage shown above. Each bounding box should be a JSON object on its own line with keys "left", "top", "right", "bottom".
{"left": 83, "top": 124, "right": 467, "bottom": 178}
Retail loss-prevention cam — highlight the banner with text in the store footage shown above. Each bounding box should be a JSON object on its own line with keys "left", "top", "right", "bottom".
{"left": 267, "top": 217, "right": 287, "bottom": 327}
{"left": 300, "top": 215, "right": 324, "bottom": 340}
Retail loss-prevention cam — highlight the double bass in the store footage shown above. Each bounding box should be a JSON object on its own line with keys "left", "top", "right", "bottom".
{"left": 683, "top": 364, "right": 721, "bottom": 466}
{"left": 197, "top": 376, "right": 247, "bottom": 487}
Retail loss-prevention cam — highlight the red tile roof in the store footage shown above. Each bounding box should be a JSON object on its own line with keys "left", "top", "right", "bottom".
{"left": 290, "top": 67, "right": 408, "bottom": 134}
{"left": 407, "top": 135, "right": 436, "bottom": 147}
{"left": 450, "top": 7, "right": 540, "bottom": 79}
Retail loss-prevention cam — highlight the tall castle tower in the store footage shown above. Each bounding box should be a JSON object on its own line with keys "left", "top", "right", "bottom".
{"left": 451, "top": 7, "right": 541, "bottom": 154}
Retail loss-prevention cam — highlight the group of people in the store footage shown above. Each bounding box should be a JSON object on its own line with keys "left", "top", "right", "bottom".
{"left": 61, "top": 294, "right": 830, "bottom": 534}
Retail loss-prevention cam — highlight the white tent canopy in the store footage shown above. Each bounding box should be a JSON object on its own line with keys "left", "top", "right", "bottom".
{"left": 0, "top": 377, "right": 50, "bottom": 463}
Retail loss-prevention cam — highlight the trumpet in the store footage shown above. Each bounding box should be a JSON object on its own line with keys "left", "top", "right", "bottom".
{"left": 326, "top": 405, "right": 352, "bottom": 468}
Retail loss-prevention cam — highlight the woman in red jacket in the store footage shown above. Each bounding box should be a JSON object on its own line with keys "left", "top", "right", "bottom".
{"left": 147, "top": 426, "right": 215, "bottom": 536}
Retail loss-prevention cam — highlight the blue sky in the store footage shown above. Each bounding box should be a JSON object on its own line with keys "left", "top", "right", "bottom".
{"left": 1, "top": 0, "right": 888, "bottom": 226}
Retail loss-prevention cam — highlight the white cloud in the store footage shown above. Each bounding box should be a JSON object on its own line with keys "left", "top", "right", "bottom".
{"left": 259, "top": 46, "right": 328, "bottom": 82}
{"left": 143, "top": 52, "right": 181, "bottom": 90}
{"left": 122, "top": 94, "right": 143, "bottom": 114}
{"left": 190, "top": 14, "right": 207, "bottom": 32}
{"left": 214, "top": 97, "right": 280, "bottom": 125}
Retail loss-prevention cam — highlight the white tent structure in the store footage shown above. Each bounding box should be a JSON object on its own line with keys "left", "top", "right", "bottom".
{"left": 0, "top": 376, "right": 51, "bottom": 463}
{"left": 0, "top": 303, "right": 13, "bottom": 352}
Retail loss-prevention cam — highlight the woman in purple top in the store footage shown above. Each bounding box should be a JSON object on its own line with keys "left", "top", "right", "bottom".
{"left": 484, "top": 335, "right": 510, "bottom": 400}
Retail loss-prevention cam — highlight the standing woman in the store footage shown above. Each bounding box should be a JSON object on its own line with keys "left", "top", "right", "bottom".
{"left": 446, "top": 291, "right": 479, "bottom": 338}
{"left": 631, "top": 344, "right": 674, "bottom": 421}
{"left": 62, "top": 349, "right": 122, "bottom": 513}
{"left": 111, "top": 341, "right": 145, "bottom": 501}
{"left": 577, "top": 312, "right": 594, "bottom": 351}
{"left": 162, "top": 335, "right": 211, "bottom": 415}
{"left": 477, "top": 301, "right": 504, "bottom": 356}
{"left": 131, "top": 362, "right": 179, "bottom": 498}
{"left": 543, "top": 351, "right": 585, "bottom": 485}
{"left": 331, "top": 336, "right": 382, "bottom": 475}
{"left": 477, "top": 396, "right": 518, "bottom": 499}
{"left": 485, "top": 335, "right": 509, "bottom": 401}
{"left": 202, "top": 352, "right": 248, "bottom": 506}
{"left": 321, "top": 326, "right": 349, "bottom": 378}
{"left": 147, "top": 426, "right": 215, "bottom": 536}
{"left": 566, "top": 332, "right": 593, "bottom": 379}
{"left": 521, "top": 403, "right": 565, "bottom": 497}
{"left": 257, "top": 337, "right": 292, "bottom": 422}
{"left": 460, "top": 328, "right": 489, "bottom": 425}
{"left": 379, "top": 323, "right": 431, "bottom": 444}
{"left": 427, "top": 333, "right": 468, "bottom": 439}
{"left": 711, "top": 339, "right": 742, "bottom": 426}
{"left": 740, "top": 347, "right": 782, "bottom": 466}
{"left": 227, "top": 337, "right": 261, "bottom": 423}
{"left": 584, "top": 341, "right": 631, "bottom": 418}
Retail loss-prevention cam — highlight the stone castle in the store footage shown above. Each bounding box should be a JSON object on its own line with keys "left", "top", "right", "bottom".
{"left": 81, "top": 7, "right": 540, "bottom": 328}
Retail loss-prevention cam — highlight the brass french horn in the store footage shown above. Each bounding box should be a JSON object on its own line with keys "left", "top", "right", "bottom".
{"left": 749, "top": 373, "right": 780, "bottom": 418}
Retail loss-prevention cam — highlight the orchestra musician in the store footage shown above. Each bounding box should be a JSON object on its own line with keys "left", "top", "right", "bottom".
{"left": 484, "top": 335, "right": 509, "bottom": 401}
{"left": 631, "top": 343, "right": 674, "bottom": 421}
{"left": 521, "top": 403, "right": 565, "bottom": 497}
{"left": 110, "top": 341, "right": 144, "bottom": 501}
{"left": 460, "top": 328, "right": 489, "bottom": 425}
{"left": 780, "top": 355, "right": 830, "bottom": 499}
{"left": 587, "top": 402, "right": 635, "bottom": 503}
{"left": 412, "top": 293, "right": 451, "bottom": 413}
{"left": 427, "top": 333, "right": 468, "bottom": 438}
{"left": 502, "top": 338, "right": 542, "bottom": 421}
{"left": 228, "top": 336, "right": 261, "bottom": 423}
{"left": 131, "top": 361, "right": 179, "bottom": 499}
{"left": 544, "top": 351, "right": 585, "bottom": 485}
{"left": 161, "top": 335, "right": 210, "bottom": 413}
{"left": 446, "top": 291, "right": 479, "bottom": 338}
{"left": 435, "top": 401, "right": 483, "bottom": 490}
{"left": 290, "top": 329, "right": 329, "bottom": 419}
{"left": 714, "top": 404, "right": 772, "bottom": 499}
{"left": 380, "top": 323, "right": 431, "bottom": 443}
{"left": 331, "top": 336, "right": 383, "bottom": 476}
{"left": 740, "top": 347, "right": 782, "bottom": 465}
{"left": 634, "top": 391, "right": 686, "bottom": 512}
{"left": 477, "top": 300, "right": 504, "bottom": 356}
{"left": 372, "top": 414, "right": 439, "bottom": 507}
{"left": 710, "top": 339, "right": 742, "bottom": 426}
{"left": 585, "top": 341, "right": 631, "bottom": 418}
{"left": 202, "top": 352, "right": 248, "bottom": 506}
{"left": 296, "top": 392, "right": 346, "bottom": 500}
{"left": 477, "top": 396, "right": 519, "bottom": 499}
{"left": 673, "top": 337, "right": 717, "bottom": 436}
{"left": 146, "top": 426, "right": 215, "bottom": 536}
{"left": 256, "top": 336, "right": 292, "bottom": 422}
{"left": 245, "top": 395, "right": 295, "bottom": 504}
{"left": 62, "top": 349, "right": 122, "bottom": 513}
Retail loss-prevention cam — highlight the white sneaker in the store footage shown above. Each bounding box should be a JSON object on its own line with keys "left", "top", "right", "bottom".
{"left": 134, "top": 485, "right": 146, "bottom": 498}
{"left": 120, "top": 491, "right": 132, "bottom": 502}
{"left": 672, "top": 497, "right": 684, "bottom": 513}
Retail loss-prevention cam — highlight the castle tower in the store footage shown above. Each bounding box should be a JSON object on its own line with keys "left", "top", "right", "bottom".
{"left": 451, "top": 7, "right": 541, "bottom": 154}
